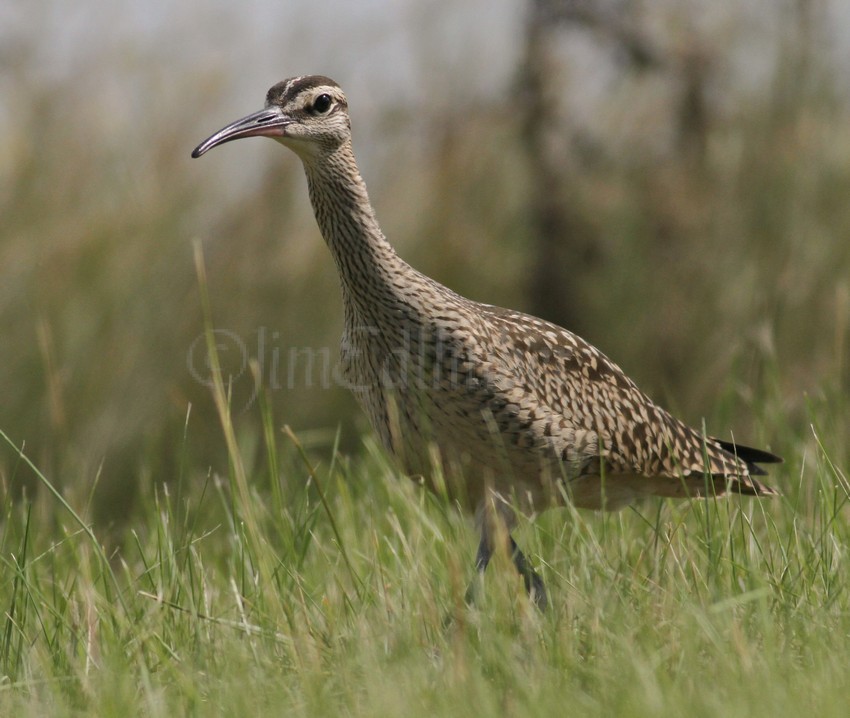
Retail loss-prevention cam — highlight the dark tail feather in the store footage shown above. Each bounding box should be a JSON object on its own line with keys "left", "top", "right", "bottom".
{"left": 714, "top": 439, "right": 782, "bottom": 472}
{"left": 713, "top": 438, "right": 783, "bottom": 490}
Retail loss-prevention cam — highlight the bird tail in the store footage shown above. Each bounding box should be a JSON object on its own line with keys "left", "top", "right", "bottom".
{"left": 712, "top": 438, "right": 783, "bottom": 496}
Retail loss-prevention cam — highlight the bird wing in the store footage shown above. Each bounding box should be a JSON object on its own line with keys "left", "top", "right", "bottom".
{"left": 476, "top": 304, "right": 779, "bottom": 491}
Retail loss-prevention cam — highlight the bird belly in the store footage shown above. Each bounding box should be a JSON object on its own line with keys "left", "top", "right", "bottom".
{"left": 340, "top": 318, "right": 636, "bottom": 512}
{"left": 352, "top": 374, "right": 571, "bottom": 511}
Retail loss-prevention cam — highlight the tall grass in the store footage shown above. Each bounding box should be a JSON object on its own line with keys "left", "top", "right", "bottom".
{"left": 0, "top": 304, "right": 848, "bottom": 714}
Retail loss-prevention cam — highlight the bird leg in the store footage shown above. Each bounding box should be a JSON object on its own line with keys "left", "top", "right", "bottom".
{"left": 465, "top": 528, "right": 548, "bottom": 610}
{"left": 509, "top": 536, "right": 548, "bottom": 610}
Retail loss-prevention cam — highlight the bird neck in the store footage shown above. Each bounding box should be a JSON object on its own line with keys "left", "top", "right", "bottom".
{"left": 301, "top": 142, "right": 406, "bottom": 306}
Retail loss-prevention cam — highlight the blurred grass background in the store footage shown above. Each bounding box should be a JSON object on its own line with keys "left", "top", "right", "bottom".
{"left": 1, "top": 0, "right": 848, "bottom": 521}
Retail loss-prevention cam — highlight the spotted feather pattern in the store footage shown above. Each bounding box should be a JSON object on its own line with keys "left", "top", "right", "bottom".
{"left": 263, "top": 77, "right": 782, "bottom": 511}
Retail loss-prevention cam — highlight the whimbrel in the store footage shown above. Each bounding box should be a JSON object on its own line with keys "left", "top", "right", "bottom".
{"left": 192, "top": 76, "right": 780, "bottom": 608}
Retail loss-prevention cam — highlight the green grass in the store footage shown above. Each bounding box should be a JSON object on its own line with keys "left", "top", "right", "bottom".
{"left": 1, "top": 365, "right": 848, "bottom": 717}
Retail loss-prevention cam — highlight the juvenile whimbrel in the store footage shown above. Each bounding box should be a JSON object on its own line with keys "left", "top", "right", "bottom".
{"left": 192, "top": 75, "right": 780, "bottom": 608}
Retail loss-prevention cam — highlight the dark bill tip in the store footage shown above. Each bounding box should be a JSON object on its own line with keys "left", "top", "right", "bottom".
{"left": 191, "top": 107, "right": 289, "bottom": 158}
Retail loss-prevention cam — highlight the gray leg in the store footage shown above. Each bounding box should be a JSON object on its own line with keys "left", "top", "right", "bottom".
{"left": 475, "top": 533, "right": 493, "bottom": 573}
{"left": 463, "top": 533, "right": 492, "bottom": 604}
{"left": 509, "top": 536, "right": 548, "bottom": 610}
{"left": 465, "top": 531, "right": 548, "bottom": 610}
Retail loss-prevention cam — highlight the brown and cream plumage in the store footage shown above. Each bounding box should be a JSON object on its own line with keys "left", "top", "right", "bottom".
{"left": 193, "top": 75, "right": 781, "bottom": 608}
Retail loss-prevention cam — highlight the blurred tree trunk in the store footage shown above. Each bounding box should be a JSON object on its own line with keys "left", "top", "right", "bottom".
{"left": 518, "top": 0, "right": 711, "bottom": 333}
{"left": 518, "top": 0, "right": 597, "bottom": 333}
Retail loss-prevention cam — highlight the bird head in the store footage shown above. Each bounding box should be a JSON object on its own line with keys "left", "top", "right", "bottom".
{"left": 191, "top": 75, "right": 350, "bottom": 161}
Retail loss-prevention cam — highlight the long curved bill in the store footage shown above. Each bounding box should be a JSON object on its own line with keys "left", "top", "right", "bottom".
{"left": 191, "top": 107, "right": 290, "bottom": 158}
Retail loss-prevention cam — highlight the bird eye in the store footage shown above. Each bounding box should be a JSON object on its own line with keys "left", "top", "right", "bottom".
{"left": 313, "top": 94, "right": 333, "bottom": 113}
